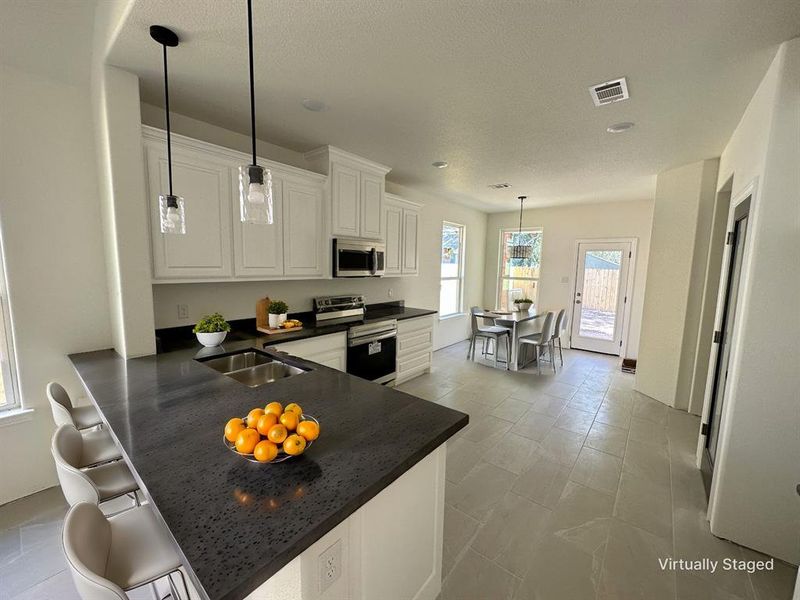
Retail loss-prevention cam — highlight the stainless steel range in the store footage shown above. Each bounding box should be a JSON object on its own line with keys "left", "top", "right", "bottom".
{"left": 314, "top": 295, "right": 397, "bottom": 385}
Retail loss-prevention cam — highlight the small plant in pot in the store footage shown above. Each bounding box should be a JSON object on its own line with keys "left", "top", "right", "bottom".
{"left": 514, "top": 298, "right": 534, "bottom": 312}
{"left": 193, "top": 313, "right": 231, "bottom": 347}
{"left": 268, "top": 300, "right": 289, "bottom": 329}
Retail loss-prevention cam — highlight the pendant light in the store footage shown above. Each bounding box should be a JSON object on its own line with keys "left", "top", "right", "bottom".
{"left": 239, "top": 0, "right": 273, "bottom": 224}
{"left": 510, "top": 196, "right": 532, "bottom": 260}
{"left": 150, "top": 25, "right": 185, "bottom": 235}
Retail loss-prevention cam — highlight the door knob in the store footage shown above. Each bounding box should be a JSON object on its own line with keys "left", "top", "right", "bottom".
{"left": 575, "top": 300, "right": 582, "bottom": 304}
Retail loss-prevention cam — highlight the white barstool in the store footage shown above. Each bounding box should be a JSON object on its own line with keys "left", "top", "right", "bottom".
{"left": 519, "top": 311, "right": 556, "bottom": 375}
{"left": 52, "top": 425, "right": 138, "bottom": 508}
{"left": 47, "top": 382, "right": 102, "bottom": 430}
{"left": 48, "top": 382, "right": 120, "bottom": 466}
{"left": 552, "top": 308, "right": 567, "bottom": 367}
{"left": 63, "top": 502, "right": 190, "bottom": 600}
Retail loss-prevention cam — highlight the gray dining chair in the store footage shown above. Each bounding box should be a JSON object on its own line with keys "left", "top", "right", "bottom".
{"left": 47, "top": 382, "right": 102, "bottom": 430}
{"left": 468, "top": 307, "right": 510, "bottom": 370}
{"left": 518, "top": 311, "right": 556, "bottom": 374}
{"left": 51, "top": 424, "right": 138, "bottom": 509}
{"left": 63, "top": 502, "right": 190, "bottom": 600}
{"left": 552, "top": 308, "right": 567, "bottom": 366}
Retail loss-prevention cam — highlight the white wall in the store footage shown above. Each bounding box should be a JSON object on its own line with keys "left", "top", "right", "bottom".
{"left": 703, "top": 38, "right": 800, "bottom": 565}
{"left": 635, "top": 159, "right": 719, "bottom": 409}
{"left": 0, "top": 64, "right": 113, "bottom": 503}
{"left": 144, "top": 108, "right": 487, "bottom": 351}
{"left": 483, "top": 200, "right": 653, "bottom": 358}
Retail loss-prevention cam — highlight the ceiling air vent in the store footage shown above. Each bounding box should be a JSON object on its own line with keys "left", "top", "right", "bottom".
{"left": 589, "top": 77, "right": 629, "bottom": 106}
{"left": 488, "top": 183, "right": 512, "bottom": 189}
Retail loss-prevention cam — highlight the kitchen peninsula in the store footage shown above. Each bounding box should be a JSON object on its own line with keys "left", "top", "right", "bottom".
{"left": 69, "top": 335, "right": 467, "bottom": 600}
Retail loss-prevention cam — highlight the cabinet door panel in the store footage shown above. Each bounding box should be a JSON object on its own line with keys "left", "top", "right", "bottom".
{"left": 284, "top": 181, "right": 324, "bottom": 277}
{"left": 402, "top": 209, "right": 419, "bottom": 275}
{"left": 147, "top": 145, "right": 232, "bottom": 279}
{"left": 360, "top": 173, "right": 384, "bottom": 240}
{"left": 384, "top": 203, "right": 403, "bottom": 276}
{"left": 233, "top": 174, "right": 284, "bottom": 277}
{"left": 331, "top": 163, "right": 360, "bottom": 237}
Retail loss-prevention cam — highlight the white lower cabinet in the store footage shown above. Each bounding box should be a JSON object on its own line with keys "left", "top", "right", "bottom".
{"left": 396, "top": 315, "right": 434, "bottom": 385}
{"left": 384, "top": 194, "right": 421, "bottom": 278}
{"left": 274, "top": 332, "right": 347, "bottom": 372}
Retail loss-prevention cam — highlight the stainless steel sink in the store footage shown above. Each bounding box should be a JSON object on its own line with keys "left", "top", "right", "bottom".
{"left": 197, "top": 349, "right": 309, "bottom": 387}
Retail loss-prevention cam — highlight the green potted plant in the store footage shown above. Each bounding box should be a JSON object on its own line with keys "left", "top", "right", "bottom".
{"left": 268, "top": 300, "right": 289, "bottom": 329}
{"left": 193, "top": 312, "right": 231, "bottom": 347}
{"left": 514, "top": 297, "right": 533, "bottom": 312}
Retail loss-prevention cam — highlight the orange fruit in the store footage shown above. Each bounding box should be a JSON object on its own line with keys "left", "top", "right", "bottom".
{"left": 234, "top": 428, "right": 260, "bottom": 454}
{"left": 279, "top": 411, "right": 299, "bottom": 432}
{"left": 265, "top": 402, "right": 283, "bottom": 417}
{"left": 256, "top": 413, "right": 278, "bottom": 436}
{"left": 296, "top": 420, "right": 320, "bottom": 442}
{"left": 267, "top": 423, "right": 288, "bottom": 444}
{"left": 224, "top": 418, "right": 246, "bottom": 443}
{"left": 246, "top": 408, "right": 265, "bottom": 429}
{"left": 284, "top": 403, "right": 303, "bottom": 416}
{"left": 253, "top": 440, "right": 278, "bottom": 463}
{"left": 283, "top": 434, "right": 306, "bottom": 456}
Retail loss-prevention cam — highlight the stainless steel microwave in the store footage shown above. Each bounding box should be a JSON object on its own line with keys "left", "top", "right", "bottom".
{"left": 333, "top": 238, "right": 385, "bottom": 277}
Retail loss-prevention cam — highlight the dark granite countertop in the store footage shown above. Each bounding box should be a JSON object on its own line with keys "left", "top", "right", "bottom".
{"left": 156, "top": 302, "right": 438, "bottom": 353}
{"left": 68, "top": 338, "right": 465, "bottom": 600}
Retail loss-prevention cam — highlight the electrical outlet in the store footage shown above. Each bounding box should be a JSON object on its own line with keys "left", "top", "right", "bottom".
{"left": 177, "top": 304, "right": 189, "bottom": 320}
{"left": 387, "top": 288, "right": 393, "bottom": 298}
{"left": 318, "top": 539, "right": 342, "bottom": 594}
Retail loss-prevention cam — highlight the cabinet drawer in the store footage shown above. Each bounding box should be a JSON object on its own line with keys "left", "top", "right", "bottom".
{"left": 397, "top": 315, "right": 434, "bottom": 335}
{"left": 273, "top": 332, "right": 346, "bottom": 357}
{"left": 397, "top": 349, "right": 432, "bottom": 374}
{"left": 397, "top": 330, "right": 433, "bottom": 357}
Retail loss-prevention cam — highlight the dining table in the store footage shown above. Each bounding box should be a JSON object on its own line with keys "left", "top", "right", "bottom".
{"left": 473, "top": 309, "right": 544, "bottom": 371}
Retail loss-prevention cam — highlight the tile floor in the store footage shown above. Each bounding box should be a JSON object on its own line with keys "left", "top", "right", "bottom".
{"left": 397, "top": 341, "right": 797, "bottom": 600}
{"left": 0, "top": 342, "right": 796, "bottom": 600}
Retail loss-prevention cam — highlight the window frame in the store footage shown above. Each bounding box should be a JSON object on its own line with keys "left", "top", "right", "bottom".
{"left": 496, "top": 226, "right": 543, "bottom": 310}
{"left": 0, "top": 232, "right": 20, "bottom": 415}
{"left": 439, "top": 221, "right": 466, "bottom": 319}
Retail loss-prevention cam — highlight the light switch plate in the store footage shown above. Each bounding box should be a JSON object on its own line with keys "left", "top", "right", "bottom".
{"left": 318, "top": 539, "right": 342, "bottom": 594}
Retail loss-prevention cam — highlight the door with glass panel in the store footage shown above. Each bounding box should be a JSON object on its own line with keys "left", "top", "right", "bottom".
{"left": 570, "top": 241, "right": 632, "bottom": 355}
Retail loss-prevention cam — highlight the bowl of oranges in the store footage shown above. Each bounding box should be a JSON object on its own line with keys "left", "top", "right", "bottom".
{"left": 223, "top": 401, "right": 320, "bottom": 464}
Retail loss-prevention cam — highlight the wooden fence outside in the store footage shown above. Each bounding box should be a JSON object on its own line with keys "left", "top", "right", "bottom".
{"left": 582, "top": 268, "right": 620, "bottom": 312}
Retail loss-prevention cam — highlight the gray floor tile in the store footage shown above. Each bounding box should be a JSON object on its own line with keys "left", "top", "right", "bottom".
{"left": 483, "top": 432, "right": 540, "bottom": 475}
{"left": 462, "top": 415, "right": 513, "bottom": 449}
{"left": 511, "top": 453, "right": 571, "bottom": 509}
{"left": 595, "top": 403, "right": 633, "bottom": 429}
{"left": 538, "top": 427, "right": 585, "bottom": 467}
{"left": 628, "top": 416, "right": 669, "bottom": 449}
{"left": 442, "top": 548, "right": 520, "bottom": 600}
{"left": 509, "top": 411, "right": 556, "bottom": 442}
{"left": 445, "top": 438, "right": 484, "bottom": 484}
{"left": 614, "top": 471, "right": 673, "bottom": 540}
{"left": 633, "top": 396, "right": 669, "bottom": 424}
{"left": 448, "top": 462, "right": 518, "bottom": 521}
{"left": 8, "top": 570, "right": 79, "bottom": 600}
{"left": 623, "top": 439, "right": 671, "bottom": 488}
{"left": 543, "top": 382, "right": 578, "bottom": 401}
{"left": 569, "top": 447, "right": 623, "bottom": 496}
{"left": 585, "top": 421, "right": 628, "bottom": 458}
{"left": 490, "top": 397, "right": 532, "bottom": 423}
{"left": 554, "top": 407, "right": 596, "bottom": 436}
{"left": 525, "top": 392, "right": 567, "bottom": 417}
{"left": 442, "top": 506, "right": 480, "bottom": 579}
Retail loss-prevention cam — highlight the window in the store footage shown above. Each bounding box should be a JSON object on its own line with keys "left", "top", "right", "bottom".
{"left": 497, "top": 228, "right": 542, "bottom": 311}
{"left": 0, "top": 241, "right": 18, "bottom": 412}
{"left": 440, "top": 222, "right": 465, "bottom": 317}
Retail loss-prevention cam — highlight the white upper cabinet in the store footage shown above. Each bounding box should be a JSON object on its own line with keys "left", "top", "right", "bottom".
{"left": 233, "top": 174, "right": 284, "bottom": 278}
{"left": 145, "top": 139, "right": 233, "bottom": 280}
{"left": 143, "top": 127, "right": 326, "bottom": 282}
{"left": 283, "top": 179, "right": 325, "bottom": 277}
{"left": 305, "top": 146, "right": 390, "bottom": 241}
{"left": 384, "top": 194, "right": 422, "bottom": 277}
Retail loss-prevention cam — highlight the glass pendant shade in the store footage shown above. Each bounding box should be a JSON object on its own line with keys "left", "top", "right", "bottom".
{"left": 159, "top": 194, "right": 186, "bottom": 234}
{"left": 239, "top": 164, "right": 273, "bottom": 224}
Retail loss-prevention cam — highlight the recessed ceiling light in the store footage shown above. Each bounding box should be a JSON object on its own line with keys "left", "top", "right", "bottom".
{"left": 607, "top": 122, "right": 635, "bottom": 133}
{"left": 432, "top": 161, "right": 448, "bottom": 169}
{"left": 301, "top": 98, "right": 328, "bottom": 112}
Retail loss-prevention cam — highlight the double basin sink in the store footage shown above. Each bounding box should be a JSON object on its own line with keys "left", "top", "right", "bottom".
{"left": 198, "top": 349, "right": 308, "bottom": 387}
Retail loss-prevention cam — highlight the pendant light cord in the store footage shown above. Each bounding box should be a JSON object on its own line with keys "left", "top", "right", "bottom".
{"left": 163, "top": 43, "right": 173, "bottom": 196}
{"left": 518, "top": 196, "right": 524, "bottom": 237}
{"left": 247, "top": 0, "right": 257, "bottom": 165}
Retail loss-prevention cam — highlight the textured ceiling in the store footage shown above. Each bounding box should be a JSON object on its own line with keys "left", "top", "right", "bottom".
{"left": 107, "top": 0, "right": 800, "bottom": 212}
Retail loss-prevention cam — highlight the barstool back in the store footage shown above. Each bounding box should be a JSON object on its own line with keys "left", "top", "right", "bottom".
{"left": 63, "top": 502, "right": 128, "bottom": 600}
{"left": 47, "top": 382, "right": 75, "bottom": 428}
{"left": 553, "top": 309, "right": 566, "bottom": 338}
{"left": 540, "top": 311, "right": 556, "bottom": 342}
{"left": 52, "top": 425, "right": 100, "bottom": 506}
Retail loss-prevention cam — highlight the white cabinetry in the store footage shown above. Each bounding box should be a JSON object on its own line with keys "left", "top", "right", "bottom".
{"left": 274, "top": 332, "right": 347, "bottom": 371}
{"left": 396, "top": 315, "right": 434, "bottom": 384}
{"left": 143, "top": 127, "right": 326, "bottom": 283}
{"left": 145, "top": 139, "right": 233, "bottom": 280}
{"left": 305, "top": 146, "right": 390, "bottom": 241}
{"left": 384, "top": 194, "right": 422, "bottom": 277}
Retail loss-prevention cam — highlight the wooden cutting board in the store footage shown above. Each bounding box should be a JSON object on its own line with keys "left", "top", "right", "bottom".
{"left": 256, "top": 296, "right": 271, "bottom": 331}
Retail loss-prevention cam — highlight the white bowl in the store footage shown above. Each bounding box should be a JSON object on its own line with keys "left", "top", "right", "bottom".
{"left": 196, "top": 331, "right": 227, "bottom": 347}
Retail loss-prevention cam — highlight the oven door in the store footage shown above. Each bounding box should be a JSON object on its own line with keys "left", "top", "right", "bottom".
{"left": 346, "top": 331, "right": 397, "bottom": 384}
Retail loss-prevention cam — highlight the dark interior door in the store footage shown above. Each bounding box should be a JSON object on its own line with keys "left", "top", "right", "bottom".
{"left": 701, "top": 196, "right": 750, "bottom": 498}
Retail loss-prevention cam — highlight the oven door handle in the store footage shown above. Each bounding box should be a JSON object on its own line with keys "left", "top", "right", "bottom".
{"left": 348, "top": 331, "right": 396, "bottom": 347}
